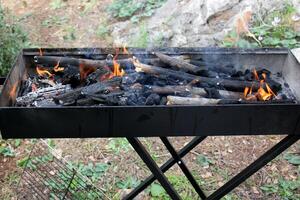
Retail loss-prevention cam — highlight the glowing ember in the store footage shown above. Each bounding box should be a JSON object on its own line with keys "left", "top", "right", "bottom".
{"left": 79, "top": 64, "right": 96, "bottom": 81}
{"left": 36, "top": 66, "right": 53, "bottom": 78}
{"left": 53, "top": 61, "right": 64, "bottom": 72}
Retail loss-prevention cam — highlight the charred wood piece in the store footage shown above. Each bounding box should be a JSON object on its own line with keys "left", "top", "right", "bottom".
{"left": 16, "top": 84, "right": 71, "bottom": 106}
{"left": 132, "top": 58, "right": 271, "bottom": 92}
{"left": 149, "top": 85, "right": 242, "bottom": 99}
{"left": 34, "top": 56, "right": 106, "bottom": 69}
{"left": 155, "top": 52, "right": 205, "bottom": 74}
{"left": 81, "top": 77, "right": 122, "bottom": 95}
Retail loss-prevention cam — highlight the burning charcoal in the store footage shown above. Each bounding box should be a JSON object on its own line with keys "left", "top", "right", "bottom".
{"left": 122, "top": 72, "right": 145, "bottom": 85}
{"left": 81, "top": 77, "right": 122, "bottom": 95}
{"left": 160, "top": 96, "right": 168, "bottom": 105}
{"left": 231, "top": 70, "right": 244, "bottom": 78}
{"left": 86, "top": 68, "right": 111, "bottom": 84}
{"left": 145, "top": 93, "right": 161, "bottom": 105}
{"left": 244, "top": 69, "right": 253, "bottom": 81}
{"left": 198, "top": 70, "right": 218, "bottom": 78}
{"left": 204, "top": 88, "right": 221, "bottom": 99}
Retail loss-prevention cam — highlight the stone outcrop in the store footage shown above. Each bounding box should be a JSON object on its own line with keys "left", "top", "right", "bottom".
{"left": 110, "top": 0, "right": 300, "bottom": 47}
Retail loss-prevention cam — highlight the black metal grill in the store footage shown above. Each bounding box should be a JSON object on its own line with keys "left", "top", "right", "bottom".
{"left": 17, "top": 141, "right": 105, "bottom": 200}
{"left": 1, "top": 48, "right": 300, "bottom": 138}
{"left": 1, "top": 48, "right": 300, "bottom": 200}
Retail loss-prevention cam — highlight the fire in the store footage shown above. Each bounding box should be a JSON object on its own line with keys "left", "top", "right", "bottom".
{"left": 53, "top": 61, "right": 64, "bottom": 72}
{"left": 110, "top": 48, "right": 125, "bottom": 78}
{"left": 9, "top": 82, "right": 18, "bottom": 100}
{"left": 113, "top": 59, "right": 125, "bottom": 77}
{"left": 244, "top": 68, "right": 276, "bottom": 101}
{"left": 79, "top": 64, "right": 96, "bottom": 81}
{"left": 36, "top": 66, "right": 53, "bottom": 78}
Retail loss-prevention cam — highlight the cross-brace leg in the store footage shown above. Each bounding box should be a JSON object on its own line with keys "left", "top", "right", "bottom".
{"left": 125, "top": 136, "right": 206, "bottom": 200}
{"left": 126, "top": 135, "right": 299, "bottom": 200}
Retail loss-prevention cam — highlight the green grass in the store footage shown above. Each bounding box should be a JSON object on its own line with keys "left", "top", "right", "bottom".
{"left": 107, "top": 0, "right": 167, "bottom": 22}
{"left": 0, "top": 5, "right": 28, "bottom": 76}
{"left": 222, "top": 2, "right": 300, "bottom": 48}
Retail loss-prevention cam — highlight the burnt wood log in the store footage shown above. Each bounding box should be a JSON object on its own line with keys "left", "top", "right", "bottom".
{"left": 167, "top": 96, "right": 220, "bottom": 105}
{"left": 132, "top": 58, "right": 273, "bottom": 92}
{"left": 54, "top": 77, "right": 122, "bottom": 104}
{"left": 34, "top": 56, "right": 107, "bottom": 69}
{"left": 167, "top": 96, "right": 295, "bottom": 105}
{"left": 81, "top": 77, "right": 122, "bottom": 95}
{"left": 16, "top": 84, "right": 71, "bottom": 106}
{"left": 189, "top": 60, "right": 236, "bottom": 75}
{"left": 154, "top": 52, "right": 205, "bottom": 74}
{"left": 149, "top": 85, "right": 242, "bottom": 99}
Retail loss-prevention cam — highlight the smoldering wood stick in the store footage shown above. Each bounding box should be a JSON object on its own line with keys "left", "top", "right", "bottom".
{"left": 132, "top": 58, "right": 262, "bottom": 92}
{"left": 149, "top": 85, "right": 242, "bottom": 99}
{"left": 34, "top": 56, "right": 107, "bottom": 69}
{"left": 167, "top": 96, "right": 221, "bottom": 105}
{"left": 154, "top": 52, "right": 205, "bottom": 74}
{"left": 54, "top": 76, "right": 122, "bottom": 103}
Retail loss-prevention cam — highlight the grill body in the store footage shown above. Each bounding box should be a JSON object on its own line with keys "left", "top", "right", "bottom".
{"left": 1, "top": 48, "right": 300, "bottom": 138}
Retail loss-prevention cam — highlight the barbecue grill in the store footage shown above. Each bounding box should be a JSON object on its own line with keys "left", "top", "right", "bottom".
{"left": 0, "top": 47, "right": 299, "bottom": 200}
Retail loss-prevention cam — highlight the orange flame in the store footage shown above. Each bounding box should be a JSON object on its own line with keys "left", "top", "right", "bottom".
{"left": 111, "top": 48, "right": 125, "bottom": 77}
{"left": 244, "top": 87, "right": 249, "bottom": 97}
{"left": 79, "top": 64, "right": 96, "bottom": 81}
{"left": 113, "top": 59, "right": 125, "bottom": 77}
{"left": 244, "top": 69, "right": 276, "bottom": 101}
{"left": 9, "top": 82, "right": 18, "bottom": 100}
{"left": 53, "top": 61, "right": 64, "bottom": 72}
{"left": 253, "top": 68, "right": 259, "bottom": 80}
{"left": 36, "top": 66, "right": 53, "bottom": 77}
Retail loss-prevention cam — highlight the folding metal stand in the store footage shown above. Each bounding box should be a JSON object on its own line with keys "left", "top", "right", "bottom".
{"left": 125, "top": 135, "right": 299, "bottom": 200}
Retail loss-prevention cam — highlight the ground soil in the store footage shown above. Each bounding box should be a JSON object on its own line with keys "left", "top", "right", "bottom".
{"left": 0, "top": 0, "right": 299, "bottom": 199}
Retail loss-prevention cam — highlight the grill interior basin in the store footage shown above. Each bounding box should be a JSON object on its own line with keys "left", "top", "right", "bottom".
{"left": 1, "top": 48, "right": 300, "bottom": 138}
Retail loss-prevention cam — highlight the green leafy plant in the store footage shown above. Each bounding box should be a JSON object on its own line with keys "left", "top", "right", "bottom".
{"left": 196, "top": 154, "right": 214, "bottom": 167}
{"left": 222, "top": 3, "right": 300, "bottom": 48}
{"left": 260, "top": 177, "right": 300, "bottom": 199}
{"left": 0, "top": 145, "right": 15, "bottom": 157}
{"left": 0, "top": 5, "right": 28, "bottom": 76}
{"left": 284, "top": 153, "right": 300, "bottom": 165}
{"left": 116, "top": 176, "right": 140, "bottom": 189}
{"left": 107, "top": 0, "right": 167, "bottom": 22}
{"left": 107, "top": 138, "right": 132, "bottom": 153}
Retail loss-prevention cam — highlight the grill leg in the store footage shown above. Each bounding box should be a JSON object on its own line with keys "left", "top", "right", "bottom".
{"left": 160, "top": 137, "right": 206, "bottom": 199}
{"left": 127, "top": 137, "right": 182, "bottom": 200}
{"left": 207, "top": 134, "right": 300, "bottom": 200}
{"left": 124, "top": 136, "right": 206, "bottom": 200}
